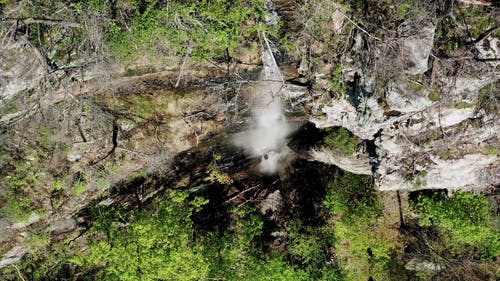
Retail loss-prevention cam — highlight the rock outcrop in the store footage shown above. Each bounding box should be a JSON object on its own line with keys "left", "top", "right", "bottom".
{"left": 306, "top": 4, "right": 499, "bottom": 192}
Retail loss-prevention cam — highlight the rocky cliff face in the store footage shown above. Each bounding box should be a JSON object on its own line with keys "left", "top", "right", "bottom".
{"left": 296, "top": 2, "right": 500, "bottom": 192}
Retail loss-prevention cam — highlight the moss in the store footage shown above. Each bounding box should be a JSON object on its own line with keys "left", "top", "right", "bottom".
{"left": 481, "top": 147, "right": 498, "bottom": 156}
{"left": 408, "top": 80, "right": 425, "bottom": 92}
{"left": 454, "top": 101, "right": 473, "bottom": 109}
{"left": 205, "top": 163, "right": 233, "bottom": 185}
{"left": 323, "top": 127, "right": 361, "bottom": 156}
{"left": 95, "top": 178, "right": 110, "bottom": 190}
{"left": 329, "top": 64, "right": 346, "bottom": 96}
{"left": 440, "top": 149, "right": 452, "bottom": 160}
{"left": 377, "top": 97, "right": 391, "bottom": 111}
{"left": 469, "top": 118, "right": 482, "bottom": 128}
{"left": 477, "top": 83, "right": 498, "bottom": 114}
{"left": 427, "top": 91, "right": 440, "bottom": 102}
{"left": 0, "top": 103, "right": 19, "bottom": 114}
{"left": 3, "top": 198, "right": 35, "bottom": 222}
{"left": 397, "top": 1, "right": 414, "bottom": 18}
{"left": 412, "top": 177, "right": 427, "bottom": 189}
{"left": 37, "top": 126, "right": 53, "bottom": 150}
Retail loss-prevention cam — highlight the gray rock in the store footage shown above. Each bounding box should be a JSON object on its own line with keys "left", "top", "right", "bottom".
{"left": 400, "top": 24, "right": 435, "bottom": 75}
{"left": 11, "top": 213, "right": 40, "bottom": 230}
{"left": 0, "top": 246, "right": 28, "bottom": 269}
{"left": 0, "top": 40, "right": 46, "bottom": 102}
{"left": 260, "top": 190, "right": 282, "bottom": 218}
{"left": 422, "top": 154, "right": 498, "bottom": 191}
{"left": 386, "top": 82, "right": 432, "bottom": 113}
{"left": 311, "top": 68, "right": 499, "bottom": 192}
{"left": 405, "top": 257, "right": 443, "bottom": 272}
{"left": 310, "top": 147, "right": 372, "bottom": 175}
{"left": 475, "top": 37, "right": 500, "bottom": 62}
{"left": 48, "top": 218, "right": 77, "bottom": 235}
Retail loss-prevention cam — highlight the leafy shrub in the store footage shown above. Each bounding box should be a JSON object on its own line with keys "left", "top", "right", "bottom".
{"left": 413, "top": 191, "right": 500, "bottom": 258}
{"left": 324, "top": 172, "right": 404, "bottom": 280}
{"left": 427, "top": 91, "right": 440, "bottom": 102}
{"left": 73, "top": 191, "right": 211, "bottom": 280}
{"left": 324, "top": 172, "right": 376, "bottom": 219}
{"left": 322, "top": 127, "right": 361, "bottom": 156}
{"left": 72, "top": 192, "right": 313, "bottom": 280}
{"left": 105, "top": 0, "right": 275, "bottom": 61}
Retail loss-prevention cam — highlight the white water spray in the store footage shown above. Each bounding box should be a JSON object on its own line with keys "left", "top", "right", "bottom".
{"left": 233, "top": 34, "right": 293, "bottom": 175}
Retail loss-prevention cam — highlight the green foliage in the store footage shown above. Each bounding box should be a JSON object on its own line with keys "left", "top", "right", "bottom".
{"left": 242, "top": 255, "right": 311, "bottom": 281}
{"left": 324, "top": 172, "right": 404, "bottom": 280}
{"left": 288, "top": 228, "right": 325, "bottom": 266}
{"left": 324, "top": 172, "right": 376, "bottom": 219}
{"left": 25, "top": 230, "right": 50, "bottom": 250}
{"left": 205, "top": 163, "right": 233, "bottom": 185}
{"left": 53, "top": 179, "right": 65, "bottom": 191}
{"left": 205, "top": 153, "right": 233, "bottom": 185}
{"left": 106, "top": 0, "right": 273, "bottom": 61}
{"left": 434, "top": 4, "right": 498, "bottom": 57}
{"left": 3, "top": 197, "right": 35, "bottom": 222}
{"left": 330, "top": 64, "right": 346, "bottom": 96}
{"left": 439, "top": 149, "right": 452, "bottom": 160}
{"left": 74, "top": 191, "right": 210, "bottom": 281}
{"left": 71, "top": 177, "right": 87, "bottom": 196}
{"left": 322, "top": 127, "right": 361, "bottom": 156}
{"left": 1, "top": 158, "right": 45, "bottom": 222}
{"left": 461, "top": 5, "right": 499, "bottom": 38}
{"left": 71, "top": 192, "right": 317, "bottom": 280}
{"left": 94, "top": 177, "right": 110, "bottom": 190}
{"left": 413, "top": 191, "right": 500, "bottom": 257}
{"left": 333, "top": 217, "right": 401, "bottom": 281}
{"left": 427, "top": 91, "right": 440, "bottom": 102}
{"left": 0, "top": 103, "right": 19, "bottom": 114}
{"left": 285, "top": 220, "right": 344, "bottom": 280}
{"left": 435, "top": 20, "right": 461, "bottom": 56}
{"left": 37, "top": 126, "right": 52, "bottom": 150}
{"left": 5, "top": 235, "right": 77, "bottom": 281}
{"left": 407, "top": 80, "right": 425, "bottom": 92}
{"left": 454, "top": 101, "right": 473, "bottom": 109}
{"left": 477, "top": 83, "right": 498, "bottom": 114}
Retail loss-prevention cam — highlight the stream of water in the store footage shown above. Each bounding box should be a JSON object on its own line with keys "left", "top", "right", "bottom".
{"left": 233, "top": 43, "right": 293, "bottom": 175}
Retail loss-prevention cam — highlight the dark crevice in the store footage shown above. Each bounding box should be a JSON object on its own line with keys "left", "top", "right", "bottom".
{"left": 88, "top": 117, "right": 119, "bottom": 166}
{"left": 76, "top": 116, "right": 87, "bottom": 143}
{"left": 366, "top": 129, "right": 382, "bottom": 174}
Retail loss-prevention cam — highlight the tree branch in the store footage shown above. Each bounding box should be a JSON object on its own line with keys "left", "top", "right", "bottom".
{"left": 1, "top": 17, "right": 82, "bottom": 28}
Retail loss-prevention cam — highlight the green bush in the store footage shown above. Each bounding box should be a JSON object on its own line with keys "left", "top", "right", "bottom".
{"left": 427, "top": 91, "right": 440, "bottom": 102}
{"left": 324, "top": 172, "right": 376, "bottom": 219}
{"left": 105, "top": 0, "right": 275, "bottom": 61}
{"left": 413, "top": 191, "right": 500, "bottom": 258}
{"left": 322, "top": 127, "right": 361, "bottom": 156}
{"left": 73, "top": 191, "right": 211, "bottom": 280}
{"left": 72, "top": 191, "right": 314, "bottom": 280}
{"left": 324, "top": 172, "right": 404, "bottom": 280}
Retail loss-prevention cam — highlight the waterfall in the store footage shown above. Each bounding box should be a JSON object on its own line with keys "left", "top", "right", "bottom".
{"left": 233, "top": 1, "right": 293, "bottom": 175}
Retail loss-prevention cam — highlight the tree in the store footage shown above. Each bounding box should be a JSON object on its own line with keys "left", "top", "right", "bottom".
{"left": 73, "top": 191, "right": 211, "bottom": 281}
{"left": 413, "top": 191, "right": 500, "bottom": 258}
